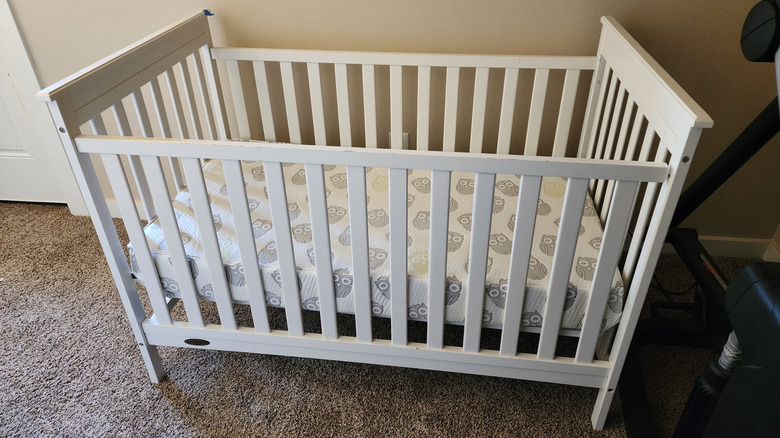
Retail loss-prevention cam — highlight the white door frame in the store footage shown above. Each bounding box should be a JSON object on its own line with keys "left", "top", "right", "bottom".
{"left": 1, "top": 0, "right": 85, "bottom": 214}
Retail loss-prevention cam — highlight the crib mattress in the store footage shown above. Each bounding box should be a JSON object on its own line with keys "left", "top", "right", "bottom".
{"left": 130, "top": 160, "right": 625, "bottom": 332}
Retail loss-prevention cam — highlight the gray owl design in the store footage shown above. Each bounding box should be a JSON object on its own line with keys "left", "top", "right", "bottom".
{"left": 458, "top": 213, "right": 472, "bottom": 231}
{"left": 575, "top": 257, "right": 598, "bottom": 281}
{"left": 508, "top": 214, "right": 516, "bottom": 232}
{"left": 339, "top": 228, "right": 351, "bottom": 246}
{"left": 368, "top": 247, "right": 388, "bottom": 270}
{"left": 482, "top": 310, "right": 493, "bottom": 323}
{"left": 180, "top": 232, "right": 193, "bottom": 245}
{"left": 489, "top": 233, "right": 512, "bottom": 255}
{"left": 257, "top": 241, "right": 278, "bottom": 265}
{"left": 265, "top": 291, "right": 282, "bottom": 307}
{"left": 252, "top": 219, "right": 273, "bottom": 238}
{"left": 212, "top": 214, "right": 223, "bottom": 232}
{"left": 537, "top": 198, "right": 552, "bottom": 216}
{"left": 527, "top": 256, "right": 548, "bottom": 280}
{"left": 449, "top": 196, "right": 458, "bottom": 212}
{"left": 371, "top": 301, "right": 385, "bottom": 316}
{"left": 186, "top": 257, "right": 199, "bottom": 279}
{"left": 407, "top": 193, "right": 415, "bottom": 207}
{"left": 413, "top": 211, "right": 430, "bottom": 230}
{"left": 160, "top": 277, "right": 180, "bottom": 296}
{"left": 251, "top": 166, "right": 265, "bottom": 181}
{"left": 375, "top": 276, "right": 391, "bottom": 300}
{"left": 330, "top": 172, "right": 348, "bottom": 189}
{"left": 292, "top": 223, "right": 312, "bottom": 243}
{"left": 554, "top": 217, "right": 585, "bottom": 235}
{"left": 589, "top": 237, "right": 602, "bottom": 251}
{"left": 219, "top": 184, "right": 229, "bottom": 197}
{"left": 287, "top": 203, "right": 301, "bottom": 221}
{"left": 303, "top": 296, "right": 320, "bottom": 311}
{"left": 291, "top": 169, "right": 306, "bottom": 185}
{"left": 327, "top": 205, "right": 348, "bottom": 224}
{"left": 408, "top": 303, "right": 428, "bottom": 319}
{"left": 521, "top": 310, "right": 543, "bottom": 327}
{"left": 447, "top": 231, "right": 464, "bottom": 252}
{"left": 225, "top": 264, "right": 246, "bottom": 286}
{"left": 583, "top": 197, "right": 597, "bottom": 217}
{"left": 496, "top": 179, "right": 519, "bottom": 196}
{"left": 565, "top": 282, "right": 578, "bottom": 311}
{"left": 199, "top": 284, "right": 214, "bottom": 298}
{"left": 333, "top": 269, "right": 354, "bottom": 298}
{"left": 247, "top": 198, "right": 262, "bottom": 211}
{"left": 368, "top": 209, "right": 389, "bottom": 227}
{"left": 271, "top": 269, "right": 303, "bottom": 290}
{"left": 465, "top": 256, "right": 493, "bottom": 274}
{"left": 411, "top": 176, "right": 431, "bottom": 194}
{"left": 446, "top": 277, "right": 462, "bottom": 305}
{"left": 485, "top": 279, "right": 508, "bottom": 309}
{"left": 540, "top": 235, "right": 557, "bottom": 256}
{"left": 607, "top": 282, "right": 625, "bottom": 313}
{"left": 493, "top": 196, "right": 505, "bottom": 214}
{"left": 307, "top": 248, "right": 334, "bottom": 266}
{"left": 456, "top": 178, "right": 475, "bottom": 195}
{"left": 323, "top": 164, "right": 337, "bottom": 171}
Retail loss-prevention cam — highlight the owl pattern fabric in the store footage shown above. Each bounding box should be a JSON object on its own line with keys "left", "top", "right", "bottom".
{"left": 131, "top": 160, "right": 624, "bottom": 331}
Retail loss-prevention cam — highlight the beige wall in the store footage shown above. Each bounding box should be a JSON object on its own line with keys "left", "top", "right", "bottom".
{"left": 10, "top": 0, "right": 780, "bottom": 240}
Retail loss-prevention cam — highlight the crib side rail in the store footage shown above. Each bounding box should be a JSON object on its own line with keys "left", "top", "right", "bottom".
{"left": 212, "top": 46, "right": 597, "bottom": 156}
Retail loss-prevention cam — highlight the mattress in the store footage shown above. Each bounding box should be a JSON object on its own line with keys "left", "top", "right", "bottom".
{"left": 129, "top": 160, "right": 625, "bottom": 331}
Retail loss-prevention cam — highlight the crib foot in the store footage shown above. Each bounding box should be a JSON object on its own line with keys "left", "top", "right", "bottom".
{"left": 139, "top": 342, "right": 166, "bottom": 383}
{"left": 592, "top": 385, "right": 615, "bottom": 430}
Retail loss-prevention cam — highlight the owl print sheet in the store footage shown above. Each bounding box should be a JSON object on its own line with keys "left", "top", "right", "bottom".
{"left": 131, "top": 160, "right": 625, "bottom": 332}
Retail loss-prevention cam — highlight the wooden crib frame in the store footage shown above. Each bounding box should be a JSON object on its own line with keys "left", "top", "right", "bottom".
{"left": 38, "top": 11, "right": 712, "bottom": 429}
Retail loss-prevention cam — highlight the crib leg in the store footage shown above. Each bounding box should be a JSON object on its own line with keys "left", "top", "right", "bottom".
{"left": 138, "top": 342, "right": 166, "bottom": 383}
{"left": 592, "top": 386, "right": 615, "bottom": 430}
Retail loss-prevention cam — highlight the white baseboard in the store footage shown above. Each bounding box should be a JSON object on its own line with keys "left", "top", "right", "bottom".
{"left": 663, "top": 235, "right": 779, "bottom": 261}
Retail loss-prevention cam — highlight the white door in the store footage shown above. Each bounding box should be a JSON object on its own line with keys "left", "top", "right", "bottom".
{"left": 0, "top": 0, "right": 82, "bottom": 209}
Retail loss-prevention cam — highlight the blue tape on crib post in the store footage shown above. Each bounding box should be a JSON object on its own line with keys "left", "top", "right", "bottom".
{"left": 203, "top": 9, "right": 214, "bottom": 16}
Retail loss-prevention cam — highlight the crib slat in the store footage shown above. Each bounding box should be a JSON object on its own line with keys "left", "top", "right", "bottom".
{"left": 181, "top": 158, "right": 236, "bottom": 330}
{"left": 575, "top": 180, "right": 637, "bottom": 363}
{"left": 307, "top": 62, "right": 327, "bottom": 145}
{"left": 537, "top": 177, "right": 588, "bottom": 360}
{"left": 427, "top": 170, "right": 451, "bottom": 349}
{"left": 101, "top": 154, "right": 172, "bottom": 325}
{"left": 200, "top": 45, "right": 229, "bottom": 141}
{"left": 388, "top": 167, "right": 408, "bottom": 345}
{"left": 524, "top": 69, "right": 550, "bottom": 156}
{"left": 223, "top": 160, "right": 270, "bottom": 333}
{"left": 443, "top": 66, "right": 460, "bottom": 152}
{"left": 131, "top": 89, "right": 154, "bottom": 137}
{"left": 305, "top": 164, "right": 337, "bottom": 339}
{"left": 141, "top": 155, "right": 204, "bottom": 327}
{"left": 109, "top": 104, "right": 156, "bottom": 222}
{"left": 599, "top": 96, "right": 635, "bottom": 222}
{"left": 265, "top": 161, "right": 304, "bottom": 335}
{"left": 280, "top": 61, "right": 302, "bottom": 144}
{"left": 623, "top": 109, "right": 645, "bottom": 161}
{"left": 579, "top": 58, "right": 608, "bottom": 159}
{"left": 463, "top": 172, "right": 496, "bottom": 353}
{"left": 469, "top": 67, "right": 490, "bottom": 154}
{"left": 417, "top": 66, "right": 431, "bottom": 150}
{"left": 552, "top": 69, "right": 581, "bottom": 157}
{"left": 179, "top": 59, "right": 204, "bottom": 140}
{"left": 362, "top": 65, "right": 378, "bottom": 148}
{"left": 253, "top": 61, "right": 277, "bottom": 141}
{"left": 499, "top": 175, "right": 542, "bottom": 356}
{"left": 335, "top": 63, "right": 352, "bottom": 147}
{"left": 192, "top": 49, "right": 218, "bottom": 140}
{"left": 496, "top": 68, "right": 519, "bottom": 155}
{"left": 594, "top": 84, "right": 626, "bottom": 207}
{"left": 149, "top": 78, "right": 186, "bottom": 190}
{"left": 390, "top": 65, "right": 403, "bottom": 149}
{"left": 164, "top": 68, "right": 191, "bottom": 140}
{"left": 226, "top": 60, "right": 251, "bottom": 139}
{"left": 347, "top": 166, "right": 372, "bottom": 342}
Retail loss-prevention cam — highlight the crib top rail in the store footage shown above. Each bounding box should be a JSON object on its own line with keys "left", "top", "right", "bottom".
{"left": 74, "top": 135, "right": 668, "bottom": 183}
{"left": 36, "top": 10, "right": 212, "bottom": 126}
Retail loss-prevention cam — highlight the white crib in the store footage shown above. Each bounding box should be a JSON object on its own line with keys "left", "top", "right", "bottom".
{"left": 38, "top": 11, "right": 712, "bottom": 429}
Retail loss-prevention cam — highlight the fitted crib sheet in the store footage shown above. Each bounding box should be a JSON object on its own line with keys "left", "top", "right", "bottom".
{"left": 129, "top": 160, "right": 625, "bottom": 332}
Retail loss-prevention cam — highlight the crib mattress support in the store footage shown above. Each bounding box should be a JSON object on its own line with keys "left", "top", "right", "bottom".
{"left": 142, "top": 320, "right": 610, "bottom": 388}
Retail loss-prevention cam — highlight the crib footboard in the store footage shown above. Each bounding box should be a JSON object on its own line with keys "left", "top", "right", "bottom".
{"left": 38, "top": 11, "right": 712, "bottom": 431}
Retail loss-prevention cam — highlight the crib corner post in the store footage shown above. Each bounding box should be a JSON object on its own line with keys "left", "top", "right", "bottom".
{"left": 591, "top": 386, "right": 615, "bottom": 430}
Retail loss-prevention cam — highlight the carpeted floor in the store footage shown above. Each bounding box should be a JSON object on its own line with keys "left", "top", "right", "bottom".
{"left": 0, "top": 202, "right": 757, "bottom": 437}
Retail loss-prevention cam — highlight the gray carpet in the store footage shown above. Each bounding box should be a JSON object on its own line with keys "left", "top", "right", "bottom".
{"left": 0, "top": 202, "right": 756, "bottom": 437}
